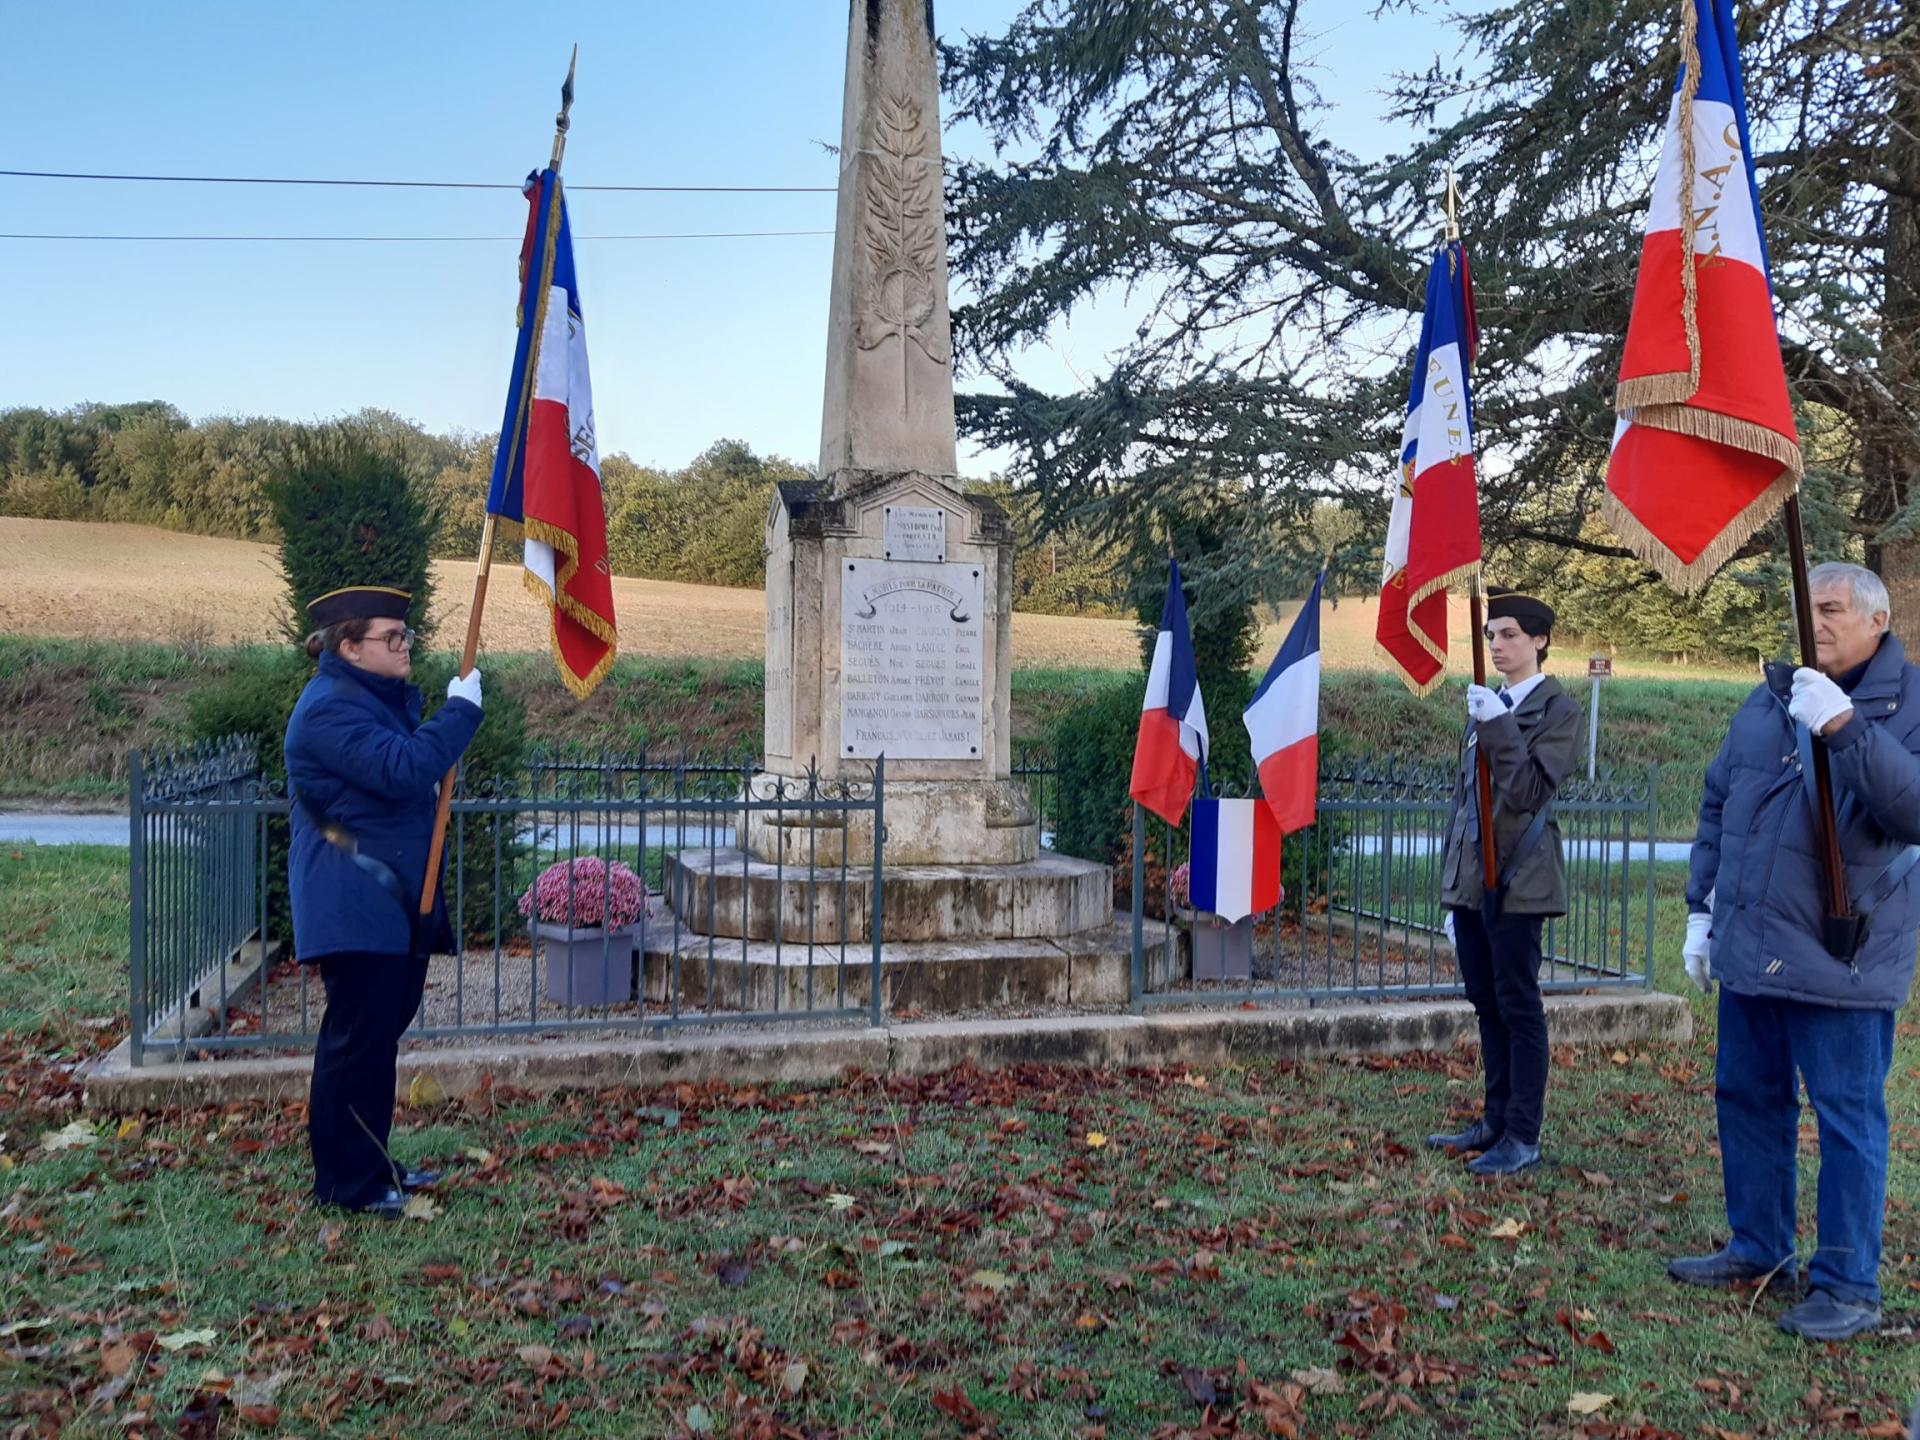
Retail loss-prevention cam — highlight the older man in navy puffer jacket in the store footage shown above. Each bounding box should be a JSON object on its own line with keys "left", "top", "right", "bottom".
{"left": 1669, "top": 563, "right": 1920, "bottom": 1341}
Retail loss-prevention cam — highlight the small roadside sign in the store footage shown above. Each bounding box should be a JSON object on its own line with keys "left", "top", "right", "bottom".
{"left": 1585, "top": 657, "right": 1611, "bottom": 779}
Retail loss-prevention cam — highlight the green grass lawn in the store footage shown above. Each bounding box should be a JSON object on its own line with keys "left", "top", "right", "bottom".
{"left": 1, "top": 843, "right": 1915, "bottom": 1437}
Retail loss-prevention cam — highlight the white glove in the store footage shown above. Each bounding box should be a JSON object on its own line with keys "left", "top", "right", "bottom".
{"left": 1442, "top": 910, "right": 1456, "bottom": 946}
{"left": 1466, "top": 684, "right": 1505, "bottom": 724}
{"left": 1789, "top": 666, "right": 1852, "bottom": 737}
{"left": 1683, "top": 911, "right": 1712, "bottom": 993}
{"left": 446, "top": 668, "right": 484, "bottom": 710}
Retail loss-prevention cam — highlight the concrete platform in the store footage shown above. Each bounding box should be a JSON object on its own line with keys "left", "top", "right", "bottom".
{"left": 80, "top": 991, "right": 1692, "bottom": 1114}
{"left": 663, "top": 848, "right": 1113, "bottom": 943}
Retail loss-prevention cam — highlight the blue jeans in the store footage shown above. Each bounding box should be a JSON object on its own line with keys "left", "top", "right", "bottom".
{"left": 1715, "top": 988, "right": 1895, "bottom": 1306}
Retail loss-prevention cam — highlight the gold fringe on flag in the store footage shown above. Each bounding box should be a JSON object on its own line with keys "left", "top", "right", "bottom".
{"left": 521, "top": 512, "right": 619, "bottom": 700}
{"left": 1373, "top": 637, "right": 1449, "bottom": 698}
{"left": 1601, "top": 460, "right": 1797, "bottom": 593}
{"left": 1607, "top": 0, "right": 1805, "bottom": 593}
{"left": 1405, "top": 558, "right": 1480, "bottom": 668}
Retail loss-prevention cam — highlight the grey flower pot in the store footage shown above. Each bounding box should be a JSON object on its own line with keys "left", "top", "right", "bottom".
{"left": 1176, "top": 907, "right": 1254, "bottom": 982}
{"left": 538, "top": 922, "right": 638, "bottom": 1007}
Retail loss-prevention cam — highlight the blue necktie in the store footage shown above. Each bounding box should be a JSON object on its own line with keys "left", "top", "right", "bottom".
{"left": 1501, "top": 691, "right": 1514, "bottom": 709}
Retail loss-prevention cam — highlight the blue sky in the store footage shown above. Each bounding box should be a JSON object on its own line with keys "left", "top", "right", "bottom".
{"left": 0, "top": 2, "right": 1465, "bottom": 473}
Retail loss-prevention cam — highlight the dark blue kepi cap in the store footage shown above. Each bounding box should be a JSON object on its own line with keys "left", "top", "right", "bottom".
{"left": 306, "top": 585, "right": 411, "bottom": 628}
{"left": 1485, "top": 585, "right": 1554, "bottom": 629}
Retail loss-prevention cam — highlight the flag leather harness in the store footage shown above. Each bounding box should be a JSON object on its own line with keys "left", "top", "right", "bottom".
{"left": 1478, "top": 801, "right": 1554, "bottom": 928}
{"left": 293, "top": 790, "right": 426, "bottom": 960}
{"left": 1465, "top": 725, "right": 1555, "bottom": 926}
{"left": 289, "top": 661, "right": 435, "bottom": 959}
{"left": 1791, "top": 719, "right": 1920, "bottom": 964}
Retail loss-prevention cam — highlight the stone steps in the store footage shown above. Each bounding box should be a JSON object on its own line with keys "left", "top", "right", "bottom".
{"left": 638, "top": 911, "right": 1178, "bottom": 1012}
{"left": 662, "top": 848, "right": 1113, "bottom": 944}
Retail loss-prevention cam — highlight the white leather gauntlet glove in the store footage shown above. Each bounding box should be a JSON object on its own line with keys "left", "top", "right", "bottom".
{"left": 446, "top": 668, "right": 484, "bottom": 710}
{"left": 1683, "top": 911, "right": 1713, "bottom": 994}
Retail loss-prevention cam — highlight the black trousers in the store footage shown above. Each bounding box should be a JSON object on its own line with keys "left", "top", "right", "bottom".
{"left": 1449, "top": 907, "right": 1549, "bottom": 1145}
{"left": 309, "top": 952, "right": 427, "bottom": 1208}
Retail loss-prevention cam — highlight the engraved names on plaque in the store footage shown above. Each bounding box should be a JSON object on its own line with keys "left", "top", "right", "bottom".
{"left": 883, "top": 505, "right": 946, "bottom": 562}
{"left": 841, "top": 559, "right": 983, "bottom": 759}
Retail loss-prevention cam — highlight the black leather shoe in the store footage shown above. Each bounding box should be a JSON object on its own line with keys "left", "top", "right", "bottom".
{"left": 349, "top": 1188, "right": 409, "bottom": 1220}
{"left": 1778, "top": 1289, "right": 1882, "bottom": 1341}
{"left": 1466, "top": 1136, "right": 1541, "bottom": 1176}
{"left": 400, "top": 1169, "right": 441, "bottom": 1192}
{"left": 1667, "top": 1245, "right": 1797, "bottom": 1290}
{"left": 1425, "top": 1118, "right": 1500, "bottom": 1153}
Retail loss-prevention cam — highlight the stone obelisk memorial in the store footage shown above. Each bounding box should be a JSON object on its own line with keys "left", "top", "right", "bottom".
{"left": 652, "top": 0, "right": 1135, "bottom": 1011}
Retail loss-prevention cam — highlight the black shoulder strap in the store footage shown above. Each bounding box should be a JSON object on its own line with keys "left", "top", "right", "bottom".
{"left": 1794, "top": 720, "right": 1920, "bottom": 921}
{"left": 1497, "top": 804, "right": 1555, "bottom": 891}
{"left": 293, "top": 789, "right": 422, "bottom": 956}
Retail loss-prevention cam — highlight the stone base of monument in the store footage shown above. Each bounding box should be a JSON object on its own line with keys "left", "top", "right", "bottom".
{"left": 663, "top": 849, "right": 1113, "bottom": 945}
{"left": 637, "top": 911, "right": 1183, "bottom": 1013}
{"left": 743, "top": 777, "right": 1040, "bottom": 867}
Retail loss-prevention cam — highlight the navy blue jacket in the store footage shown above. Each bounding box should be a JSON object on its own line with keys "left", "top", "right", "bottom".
{"left": 284, "top": 652, "right": 483, "bottom": 962}
{"left": 1688, "top": 633, "right": 1920, "bottom": 1009}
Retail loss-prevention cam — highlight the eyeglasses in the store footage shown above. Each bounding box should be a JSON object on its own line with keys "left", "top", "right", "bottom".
{"left": 373, "top": 626, "right": 416, "bottom": 653}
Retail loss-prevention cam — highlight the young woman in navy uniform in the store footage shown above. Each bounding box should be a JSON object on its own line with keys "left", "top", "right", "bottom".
{"left": 285, "top": 586, "right": 484, "bottom": 1217}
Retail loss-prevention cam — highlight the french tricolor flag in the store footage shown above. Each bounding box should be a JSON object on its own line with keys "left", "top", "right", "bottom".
{"left": 1188, "top": 799, "right": 1282, "bottom": 924}
{"left": 1244, "top": 569, "right": 1322, "bottom": 835}
{"left": 1374, "top": 240, "right": 1482, "bottom": 696}
{"left": 486, "top": 166, "right": 619, "bottom": 698}
{"left": 1605, "top": 0, "right": 1801, "bottom": 592}
{"left": 1129, "top": 560, "right": 1209, "bottom": 827}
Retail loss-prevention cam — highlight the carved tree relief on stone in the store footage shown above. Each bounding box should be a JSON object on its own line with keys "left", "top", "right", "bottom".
{"left": 857, "top": 90, "right": 950, "bottom": 414}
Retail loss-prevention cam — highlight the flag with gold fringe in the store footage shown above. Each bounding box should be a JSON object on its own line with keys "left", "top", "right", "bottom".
{"left": 1375, "top": 238, "right": 1482, "bottom": 695}
{"left": 485, "top": 165, "right": 617, "bottom": 696}
{"left": 1605, "top": 0, "right": 1802, "bottom": 591}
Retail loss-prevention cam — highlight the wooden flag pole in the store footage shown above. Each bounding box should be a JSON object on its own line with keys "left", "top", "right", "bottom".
{"left": 1467, "top": 576, "right": 1500, "bottom": 894}
{"left": 419, "top": 47, "right": 577, "bottom": 922}
{"left": 1444, "top": 167, "right": 1501, "bottom": 895}
{"left": 1783, "top": 494, "right": 1853, "bottom": 922}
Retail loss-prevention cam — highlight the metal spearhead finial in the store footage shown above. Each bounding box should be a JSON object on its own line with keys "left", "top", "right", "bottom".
{"left": 557, "top": 44, "right": 577, "bottom": 135}
{"left": 549, "top": 45, "right": 579, "bottom": 168}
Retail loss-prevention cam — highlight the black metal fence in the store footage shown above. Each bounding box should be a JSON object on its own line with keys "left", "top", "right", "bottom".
{"left": 1128, "top": 761, "right": 1662, "bottom": 1005}
{"left": 127, "top": 745, "right": 1661, "bottom": 1064}
{"left": 128, "top": 743, "right": 885, "bottom": 1064}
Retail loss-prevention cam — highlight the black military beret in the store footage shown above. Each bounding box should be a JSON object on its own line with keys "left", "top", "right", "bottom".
{"left": 306, "top": 585, "right": 411, "bottom": 629}
{"left": 1484, "top": 586, "right": 1555, "bottom": 630}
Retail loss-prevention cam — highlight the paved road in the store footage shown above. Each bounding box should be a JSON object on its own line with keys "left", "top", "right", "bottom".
{"left": 4, "top": 811, "right": 1693, "bottom": 862}
{"left": 1, "top": 814, "right": 129, "bottom": 846}
{"left": 1351, "top": 833, "right": 1694, "bottom": 864}
{"left": 0, "top": 813, "right": 736, "bottom": 852}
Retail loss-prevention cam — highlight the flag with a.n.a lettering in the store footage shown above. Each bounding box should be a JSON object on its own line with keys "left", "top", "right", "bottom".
{"left": 1605, "top": 0, "right": 1802, "bottom": 591}
{"left": 1375, "top": 239, "right": 1482, "bottom": 696}
{"left": 486, "top": 165, "right": 617, "bottom": 697}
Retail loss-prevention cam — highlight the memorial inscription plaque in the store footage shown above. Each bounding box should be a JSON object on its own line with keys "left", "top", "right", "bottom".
{"left": 883, "top": 505, "right": 947, "bottom": 562}
{"left": 840, "top": 558, "right": 983, "bottom": 759}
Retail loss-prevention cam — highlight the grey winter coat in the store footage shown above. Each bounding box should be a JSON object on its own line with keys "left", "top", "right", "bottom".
{"left": 1687, "top": 633, "right": 1920, "bottom": 1010}
{"left": 1440, "top": 676, "right": 1583, "bottom": 917}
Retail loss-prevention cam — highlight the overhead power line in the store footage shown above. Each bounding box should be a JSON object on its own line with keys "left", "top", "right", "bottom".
{"left": 0, "top": 168, "right": 835, "bottom": 194}
{"left": 0, "top": 229, "right": 833, "bottom": 242}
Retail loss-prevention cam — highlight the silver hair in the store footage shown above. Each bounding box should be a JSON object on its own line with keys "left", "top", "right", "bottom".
{"left": 1808, "top": 561, "right": 1891, "bottom": 626}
